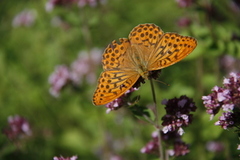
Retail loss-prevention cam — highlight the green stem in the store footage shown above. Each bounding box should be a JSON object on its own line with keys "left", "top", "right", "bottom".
{"left": 143, "top": 114, "right": 155, "bottom": 125}
{"left": 150, "top": 78, "right": 164, "bottom": 160}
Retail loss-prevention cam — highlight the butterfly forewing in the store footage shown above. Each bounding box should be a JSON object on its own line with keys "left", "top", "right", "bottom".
{"left": 102, "top": 38, "right": 131, "bottom": 70}
{"left": 129, "top": 24, "right": 164, "bottom": 63}
{"left": 148, "top": 33, "right": 197, "bottom": 70}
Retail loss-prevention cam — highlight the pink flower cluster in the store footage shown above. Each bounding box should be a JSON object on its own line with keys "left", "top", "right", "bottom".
{"left": 46, "top": 0, "right": 106, "bottom": 11}
{"left": 12, "top": 9, "right": 37, "bottom": 27}
{"left": 202, "top": 72, "right": 240, "bottom": 129}
{"left": 175, "top": 0, "right": 194, "bottom": 8}
{"left": 49, "top": 65, "right": 70, "bottom": 97}
{"left": 140, "top": 131, "right": 160, "bottom": 155}
{"left": 53, "top": 155, "right": 78, "bottom": 160}
{"left": 177, "top": 17, "right": 192, "bottom": 27}
{"left": 161, "top": 95, "right": 197, "bottom": 134}
{"left": 49, "top": 48, "right": 102, "bottom": 97}
{"left": 3, "top": 115, "right": 31, "bottom": 140}
{"left": 105, "top": 87, "right": 138, "bottom": 113}
{"left": 206, "top": 141, "right": 224, "bottom": 153}
{"left": 141, "top": 96, "right": 196, "bottom": 157}
{"left": 141, "top": 130, "right": 190, "bottom": 157}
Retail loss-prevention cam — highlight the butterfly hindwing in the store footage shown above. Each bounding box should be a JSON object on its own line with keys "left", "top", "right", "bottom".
{"left": 92, "top": 70, "right": 140, "bottom": 105}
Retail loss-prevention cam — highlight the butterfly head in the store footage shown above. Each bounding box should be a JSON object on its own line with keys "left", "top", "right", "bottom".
{"left": 138, "top": 67, "right": 162, "bottom": 81}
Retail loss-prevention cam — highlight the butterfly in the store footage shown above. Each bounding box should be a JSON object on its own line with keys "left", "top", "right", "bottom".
{"left": 93, "top": 23, "right": 197, "bottom": 105}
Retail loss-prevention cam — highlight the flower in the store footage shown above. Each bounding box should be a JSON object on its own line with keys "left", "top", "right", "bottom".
{"left": 105, "top": 87, "right": 138, "bottom": 113}
{"left": 172, "top": 141, "right": 190, "bottom": 156}
{"left": 202, "top": 72, "right": 240, "bottom": 129}
{"left": 175, "top": 0, "right": 194, "bottom": 8}
{"left": 109, "top": 155, "right": 123, "bottom": 160}
{"left": 206, "top": 141, "right": 224, "bottom": 152}
{"left": 219, "top": 55, "right": 240, "bottom": 74}
{"left": 177, "top": 17, "right": 192, "bottom": 27}
{"left": 141, "top": 130, "right": 190, "bottom": 157}
{"left": 12, "top": 9, "right": 37, "bottom": 27}
{"left": 48, "top": 65, "right": 70, "bottom": 97}
{"left": 48, "top": 48, "right": 102, "bottom": 97}
{"left": 46, "top": 0, "right": 77, "bottom": 12}
{"left": 161, "top": 95, "right": 197, "bottom": 134}
{"left": 237, "top": 144, "right": 240, "bottom": 150}
{"left": 45, "top": 0, "right": 106, "bottom": 12}
{"left": 140, "top": 131, "right": 160, "bottom": 155}
{"left": 2, "top": 115, "right": 31, "bottom": 140}
{"left": 141, "top": 97, "right": 196, "bottom": 157}
{"left": 69, "top": 48, "right": 102, "bottom": 85}
{"left": 162, "top": 130, "right": 190, "bottom": 156}
{"left": 215, "top": 112, "right": 235, "bottom": 129}
{"left": 78, "top": 0, "right": 106, "bottom": 7}
{"left": 53, "top": 155, "right": 78, "bottom": 160}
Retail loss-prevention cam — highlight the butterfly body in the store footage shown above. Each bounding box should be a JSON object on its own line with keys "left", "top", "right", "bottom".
{"left": 93, "top": 23, "right": 197, "bottom": 105}
{"left": 126, "top": 44, "right": 150, "bottom": 79}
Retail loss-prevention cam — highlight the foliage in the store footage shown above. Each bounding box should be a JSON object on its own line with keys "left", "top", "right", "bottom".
{"left": 1, "top": 0, "right": 240, "bottom": 159}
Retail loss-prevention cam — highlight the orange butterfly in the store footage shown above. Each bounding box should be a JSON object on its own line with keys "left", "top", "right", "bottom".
{"left": 93, "top": 23, "right": 197, "bottom": 105}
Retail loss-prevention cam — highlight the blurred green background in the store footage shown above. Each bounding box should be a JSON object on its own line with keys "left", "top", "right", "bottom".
{"left": 1, "top": 0, "right": 240, "bottom": 159}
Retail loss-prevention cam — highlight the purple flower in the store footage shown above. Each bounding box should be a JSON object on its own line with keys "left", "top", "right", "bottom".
{"left": 161, "top": 96, "right": 197, "bottom": 134}
{"left": 141, "top": 130, "right": 190, "bottom": 157}
{"left": 215, "top": 112, "right": 235, "bottom": 129}
{"left": 219, "top": 55, "right": 240, "bottom": 74}
{"left": 202, "top": 72, "right": 240, "bottom": 129}
{"left": 109, "top": 155, "right": 123, "bottom": 160}
{"left": 69, "top": 48, "right": 102, "bottom": 85}
{"left": 140, "top": 131, "right": 159, "bottom": 155}
{"left": 162, "top": 130, "right": 190, "bottom": 156}
{"left": 46, "top": 0, "right": 77, "bottom": 12}
{"left": 2, "top": 115, "right": 31, "bottom": 140}
{"left": 206, "top": 141, "right": 224, "bottom": 152}
{"left": 177, "top": 17, "right": 192, "bottom": 27}
{"left": 45, "top": 0, "right": 106, "bottom": 11}
{"left": 48, "top": 48, "right": 102, "bottom": 97}
{"left": 53, "top": 155, "right": 78, "bottom": 160}
{"left": 172, "top": 141, "right": 190, "bottom": 156}
{"left": 12, "top": 9, "right": 37, "bottom": 27}
{"left": 230, "top": 1, "right": 240, "bottom": 13}
{"left": 48, "top": 65, "right": 70, "bottom": 97}
{"left": 175, "top": 0, "right": 194, "bottom": 8}
{"left": 105, "top": 87, "right": 138, "bottom": 113}
{"left": 77, "top": 0, "right": 106, "bottom": 7}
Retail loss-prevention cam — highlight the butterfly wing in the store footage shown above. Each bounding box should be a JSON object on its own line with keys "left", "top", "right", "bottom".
{"left": 93, "top": 38, "right": 139, "bottom": 105}
{"left": 92, "top": 70, "right": 140, "bottom": 105}
{"left": 129, "top": 24, "right": 197, "bottom": 70}
{"left": 102, "top": 38, "right": 131, "bottom": 70}
{"left": 128, "top": 23, "right": 164, "bottom": 63}
{"left": 148, "top": 33, "right": 197, "bottom": 70}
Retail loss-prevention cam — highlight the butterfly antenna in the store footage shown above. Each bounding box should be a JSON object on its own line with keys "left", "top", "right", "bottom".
{"left": 154, "top": 79, "right": 170, "bottom": 86}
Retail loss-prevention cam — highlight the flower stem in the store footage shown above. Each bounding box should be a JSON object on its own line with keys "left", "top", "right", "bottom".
{"left": 150, "top": 78, "right": 164, "bottom": 160}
